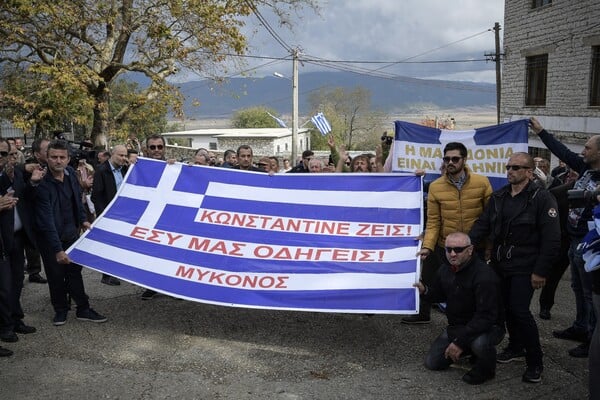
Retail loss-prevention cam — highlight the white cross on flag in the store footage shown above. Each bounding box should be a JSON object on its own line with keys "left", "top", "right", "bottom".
{"left": 311, "top": 112, "right": 332, "bottom": 135}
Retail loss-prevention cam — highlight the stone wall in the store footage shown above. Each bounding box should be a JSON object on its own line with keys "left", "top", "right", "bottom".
{"left": 502, "top": 0, "right": 600, "bottom": 143}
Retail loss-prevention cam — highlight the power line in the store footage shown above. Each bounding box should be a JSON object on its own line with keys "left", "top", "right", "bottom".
{"left": 245, "top": 0, "right": 294, "bottom": 54}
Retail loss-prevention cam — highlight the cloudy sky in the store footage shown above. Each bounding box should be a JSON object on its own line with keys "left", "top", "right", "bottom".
{"left": 237, "top": 0, "right": 505, "bottom": 83}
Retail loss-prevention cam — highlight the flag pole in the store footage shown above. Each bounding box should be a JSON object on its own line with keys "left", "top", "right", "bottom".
{"left": 292, "top": 49, "right": 299, "bottom": 165}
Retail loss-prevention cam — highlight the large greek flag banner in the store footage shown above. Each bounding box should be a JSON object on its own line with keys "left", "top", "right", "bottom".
{"left": 68, "top": 159, "right": 423, "bottom": 314}
{"left": 392, "top": 119, "right": 529, "bottom": 189}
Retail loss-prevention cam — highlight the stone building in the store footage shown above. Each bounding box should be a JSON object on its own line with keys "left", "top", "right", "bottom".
{"left": 502, "top": 0, "right": 600, "bottom": 160}
{"left": 161, "top": 127, "right": 311, "bottom": 162}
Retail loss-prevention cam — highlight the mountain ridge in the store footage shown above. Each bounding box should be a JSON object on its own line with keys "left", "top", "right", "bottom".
{"left": 162, "top": 71, "right": 496, "bottom": 118}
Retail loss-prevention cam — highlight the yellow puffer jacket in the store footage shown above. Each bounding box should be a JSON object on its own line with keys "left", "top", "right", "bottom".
{"left": 422, "top": 168, "right": 492, "bottom": 251}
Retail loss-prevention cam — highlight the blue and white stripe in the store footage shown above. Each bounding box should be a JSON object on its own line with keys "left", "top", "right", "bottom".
{"left": 311, "top": 112, "right": 332, "bottom": 135}
{"left": 68, "top": 158, "right": 423, "bottom": 314}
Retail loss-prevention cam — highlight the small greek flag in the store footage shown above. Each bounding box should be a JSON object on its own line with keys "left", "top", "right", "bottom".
{"left": 311, "top": 112, "right": 332, "bottom": 135}
{"left": 267, "top": 112, "right": 288, "bottom": 128}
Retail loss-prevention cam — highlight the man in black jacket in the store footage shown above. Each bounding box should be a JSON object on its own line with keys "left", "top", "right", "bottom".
{"left": 91, "top": 145, "right": 128, "bottom": 286}
{"left": 415, "top": 232, "right": 504, "bottom": 385}
{"left": 470, "top": 152, "right": 561, "bottom": 384}
{"left": 531, "top": 117, "right": 598, "bottom": 358}
{"left": 0, "top": 141, "right": 41, "bottom": 344}
{"left": 32, "top": 140, "right": 107, "bottom": 326}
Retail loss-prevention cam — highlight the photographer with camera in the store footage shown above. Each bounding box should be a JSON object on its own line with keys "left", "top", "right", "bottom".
{"left": 531, "top": 117, "right": 597, "bottom": 361}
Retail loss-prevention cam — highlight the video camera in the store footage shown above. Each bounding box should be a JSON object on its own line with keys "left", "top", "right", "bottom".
{"left": 52, "top": 131, "right": 96, "bottom": 168}
{"left": 381, "top": 131, "right": 393, "bottom": 146}
{"left": 567, "top": 188, "right": 600, "bottom": 208}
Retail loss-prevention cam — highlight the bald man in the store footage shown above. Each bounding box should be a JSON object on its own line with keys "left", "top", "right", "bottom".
{"left": 91, "top": 145, "right": 128, "bottom": 286}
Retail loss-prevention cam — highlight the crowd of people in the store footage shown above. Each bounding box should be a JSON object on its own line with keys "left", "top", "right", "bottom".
{"left": 410, "top": 117, "right": 598, "bottom": 399}
{"left": 0, "top": 122, "right": 598, "bottom": 398}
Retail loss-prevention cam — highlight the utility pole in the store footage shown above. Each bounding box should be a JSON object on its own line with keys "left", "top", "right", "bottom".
{"left": 291, "top": 49, "right": 299, "bottom": 164}
{"left": 485, "top": 22, "right": 503, "bottom": 125}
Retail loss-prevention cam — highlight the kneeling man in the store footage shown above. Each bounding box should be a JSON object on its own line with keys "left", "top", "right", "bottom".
{"left": 415, "top": 232, "right": 504, "bottom": 385}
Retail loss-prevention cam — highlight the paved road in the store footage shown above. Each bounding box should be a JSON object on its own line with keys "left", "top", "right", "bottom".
{"left": 0, "top": 269, "right": 589, "bottom": 399}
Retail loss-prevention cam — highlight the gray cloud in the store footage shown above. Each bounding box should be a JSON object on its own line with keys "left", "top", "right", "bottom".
{"left": 240, "top": 0, "right": 504, "bottom": 82}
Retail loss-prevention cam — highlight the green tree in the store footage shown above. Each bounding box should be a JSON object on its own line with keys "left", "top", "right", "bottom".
{"left": 0, "top": 0, "right": 316, "bottom": 147}
{"left": 0, "top": 64, "right": 94, "bottom": 137}
{"left": 232, "top": 106, "right": 282, "bottom": 128}
{"left": 108, "top": 79, "right": 170, "bottom": 143}
{"left": 308, "top": 86, "right": 383, "bottom": 151}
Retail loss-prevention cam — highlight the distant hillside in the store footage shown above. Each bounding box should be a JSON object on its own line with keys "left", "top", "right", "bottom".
{"left": 165, "top": 71, "right": 496, "bottom": 118}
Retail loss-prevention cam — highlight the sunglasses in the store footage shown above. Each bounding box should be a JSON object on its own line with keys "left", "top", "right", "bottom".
{"left": 148, "top": 144, "right": 164, "bottom": 150}
{"left": 505, "top": 165, "right": 530, "bottom": 171}
{"left": 442, "top": 156, "right": 462, "bottom": 164}
{"left": 445, "top": 245, "right": 471, "bottom": 254}
{"left": 0, "top": 151, "right": 8, "bottom": 157}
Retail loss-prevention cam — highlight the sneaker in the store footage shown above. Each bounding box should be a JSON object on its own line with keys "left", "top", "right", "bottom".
{"left": 0, "top": 346, "right": 13, "bottom": 357}
{"left": 552, "top": 326, "right": 588, "bottom": 342}
{"left": 401, "top": 314, "right": 431, "bottom": 324}
{"left": 538, "top": 308, "right": 551, "bottom": 320}
{"left": 0, "top": 331, "right": 18, "bottom": 343}
{"left": 101, "top": 275, "right": 121, "bottom": 286}
{"left": 461, "top": 368, "right": 495, "bottom": 385}
{"left": 522, "top": 365, "right": 543, "bottom": 383}
{"left": 435, "top": 303, "right": 447, "bottom": 314}
{"left": 76, "top": 308, "right": 107, "bottom": 323}
{"left": 14, "top": 321, "right": 36, "bottom": 334}
{"left": 28, "top": 273, "right": 47, "bottom": 284}
{"left": 141, "top": 289, "right": 157, "bottom": 300}
{"left": 568, "top": 342, "right": 589, "bottom": 358}
{"left": 496, "top": 348, "right": 526, "bottom": 363}
{"left": 53, "top": 310, "right": 68, "bottom": 326}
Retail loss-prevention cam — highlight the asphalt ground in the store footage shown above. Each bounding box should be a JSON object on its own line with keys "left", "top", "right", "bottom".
{"left": 0, "top": 269, "right": 590, "bottom": 400}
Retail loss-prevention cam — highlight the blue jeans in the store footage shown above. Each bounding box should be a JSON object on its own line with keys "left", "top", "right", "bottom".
{"left": 502, "top": 274, "right": 543, "bottom": 368}
{"left": 425, "top": 325, "right": 505, "bottom": 375}
{"left": 568, "top": 239, "right": 596, "bottom": 337}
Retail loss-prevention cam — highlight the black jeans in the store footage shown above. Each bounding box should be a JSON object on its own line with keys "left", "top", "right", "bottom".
{"left": 37, "top": 237, "right": 89, "bottom": 313}
{"left": 502, "top": 274, "right": 543, "bottom": 368}
{"left": 425, "top": 325, "right": 505, "bottom": 375}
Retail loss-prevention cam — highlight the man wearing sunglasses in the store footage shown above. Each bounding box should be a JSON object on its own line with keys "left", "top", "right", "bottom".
{"left": 469, "top": 152, "right": 560, "bottom": 384}
{"left": 403, "top": 142, "right": 492, "bottom": 324}
{"left": 415, "top": 232, "right": 503, "bottom": 385}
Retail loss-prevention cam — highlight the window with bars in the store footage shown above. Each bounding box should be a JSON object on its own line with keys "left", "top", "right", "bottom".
{"left": 590, "top": 46, "right": 600, "bottom": 107}
{"left": 526, "top": 54, "right": 548, "bottom": 106}
{"left": 532, "top": 0, "right": 551, "bottom": 8}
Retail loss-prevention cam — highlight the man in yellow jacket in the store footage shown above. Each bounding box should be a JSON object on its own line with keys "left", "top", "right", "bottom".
{"left": 403, "top": 142, "right": 493, "bottom": 324}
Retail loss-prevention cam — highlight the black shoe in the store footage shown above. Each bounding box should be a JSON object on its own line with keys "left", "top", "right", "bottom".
{"left": 522, "top": 365, "right": 543, "bottom": 383}
{"left": 496, "top": 348, "right": 526, "bottom": 363}
{"left": 0, "top": 331, "right": 18, "bottom": 343}
{"left": 76, "top": 308, "right": 107, "bottom": 323}
{"left": 141, "top": 289, "right": 157, "bottom": 300}
{"left": 101, "top": 275, "right": 121, "bottom": 286}
{"left": 401, "top": 314, "right": 431, "bottom": 324}
{"left": 53, "top": 310, "right": 68, "bottom": 326}
{"left": 28, "top": 273, "right": 47, "bottom": 284}
{"left": 552, "top": 326, "right": 588, "bottom": 342}
{"left": 568, "top": 342, "right": 589, "bottom": 358}
{"left": 462, "top": 369, "right": 495, "bottom": 385}
{"left": 538, "top": 308, "right": 551, "bottom": 320}
{"left": 14, "top": 321, "right": 36, "bottom": 334}
{"left": 0, "top": 346, "right": 13, "bottom": 357}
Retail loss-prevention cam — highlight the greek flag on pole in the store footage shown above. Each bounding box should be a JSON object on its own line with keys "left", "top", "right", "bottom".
{"left": 392, "top": 119, "right": 529, "bottom": 190}
{"left": 311, "top": 112, "right": 332, "bottom": 135}
{"left": 267, "top": 112, "right": 288, "bottom": 128}
{"left": 68, "top": 159, "right": 423, "bottom": 314}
